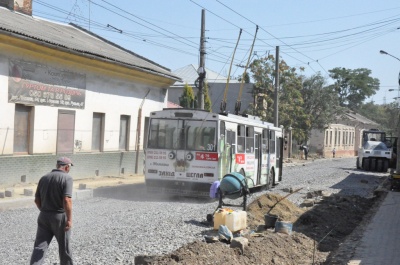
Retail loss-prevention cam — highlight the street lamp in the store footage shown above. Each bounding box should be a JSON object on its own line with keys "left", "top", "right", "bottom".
{"left": 380, "top": 49, "right": 400, "bottom": 176}
{"left": 380, "top": 50, "right": 400, "bottom": 62}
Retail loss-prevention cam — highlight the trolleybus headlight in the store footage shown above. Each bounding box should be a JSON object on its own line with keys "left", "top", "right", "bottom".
{"left": 186, "top": 152, "right": 194, "bottom": 161}
{"left": 168, "top": 151, "right": 176, "bottom": 159}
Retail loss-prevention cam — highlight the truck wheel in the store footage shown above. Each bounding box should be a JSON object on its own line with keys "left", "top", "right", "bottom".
{"left": 363, "top": 158, "right": 370, "bottom": 171}
{"left": 377, "top": 160, "right": 383, "bottom": 172}
{"left": 370, "top": 159, "right": 377, "bottom": 171}
{"left": 383, "top": 160, "right": 389, "bottom": 172}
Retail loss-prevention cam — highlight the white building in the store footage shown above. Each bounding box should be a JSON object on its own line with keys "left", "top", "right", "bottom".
{"left": 0, "top": 1, "right": 180, "bottom": 185}
{"left": 308, "top": 111, "right": 379, "bottom": 158}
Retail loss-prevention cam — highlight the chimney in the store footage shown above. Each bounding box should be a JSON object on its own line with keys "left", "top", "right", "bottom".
{"left": 0, "top": 0, "right": 32, "bottom": 15}
{"left": 14, "top": 0, "right": 32, "bottom": 16}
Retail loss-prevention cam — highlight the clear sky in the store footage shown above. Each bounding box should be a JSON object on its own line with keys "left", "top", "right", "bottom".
{"left": 32, "top": 0, "right": 400, "bottom": 105}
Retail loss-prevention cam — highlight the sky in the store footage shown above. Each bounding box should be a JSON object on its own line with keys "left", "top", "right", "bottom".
{"left": 32, "top": 0, "right": 400, "bottom": 105}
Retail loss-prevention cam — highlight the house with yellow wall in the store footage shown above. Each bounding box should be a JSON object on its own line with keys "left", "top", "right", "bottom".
{"left": 0, "top": 1, "right": 180, "bottom": 185}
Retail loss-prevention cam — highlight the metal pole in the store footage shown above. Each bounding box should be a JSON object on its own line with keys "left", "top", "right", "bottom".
{"left": 198, "top": 9, "right": 206, "bottom": 110}
{"left": 380, "top": 50, "right": 400, "bottom": 174}
{"left": 397, "top": 71, "right": 400, "bottom": 174}
{"left": 274, "top": 46, "right": 279, "bottom": 127}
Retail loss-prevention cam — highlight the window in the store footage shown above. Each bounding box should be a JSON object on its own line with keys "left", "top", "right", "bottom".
{"left": 262, "top": 129, "right": 269, "bottom": 154}
{"left": 226, "top": 130, "right": 236, "bottom": 154}
{"left": 14, "top": 104, "right": 32, "bottom": 154}
{"left": 148, "top": 119, "right": 179, "bottom": 149}
{"left": 186, "top": 120, "right": 216, "bottom": 151}
{"left": 119, "top": 115, "right": 130, "bottom": 151}
{"left": 270, "top": 130, "right": 276, "bottom": 154}
{"left": 246, "top": 126, "right": 254, "bottom": 153}
{"left": 329, "top": 131, "right": 332, "bottom": 145}
{"left": 57, "top": 110, "right": 75, "bottom": 154}
{"left": 237, "top": 125, "right": 245, "bottom": 153}
{"left": 92, "top": 113, "right": 105, "bottom": 152}
{"left": 325, "top": 131, "right": 328, "bottom": 145}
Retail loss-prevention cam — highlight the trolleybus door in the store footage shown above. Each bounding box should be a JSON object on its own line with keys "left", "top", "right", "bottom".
{"left": 255, "top": 133, "right": 262, "bottom": 185}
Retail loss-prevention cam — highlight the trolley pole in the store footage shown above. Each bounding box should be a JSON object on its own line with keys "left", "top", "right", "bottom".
{"left": 274, "top": 46, "right": 279, "bottom": 127}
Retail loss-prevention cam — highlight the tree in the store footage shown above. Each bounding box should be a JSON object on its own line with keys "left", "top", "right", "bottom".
{"left": 179, "top": 83, "right": 195, "bottom": 108}
{"left": 328, "top": 67, "right": 380, "bottom": 109}
{"left": 204, "top": 81, "right": 212, "bottom": 112}
{"left": 302, "top": 73, "right": 343, "bottom": 131}
{"left": 358, "top": 102, "right": 399, "bottom": 136}
{"left": 249, "top": 54, "right": 310, "bottom": 142}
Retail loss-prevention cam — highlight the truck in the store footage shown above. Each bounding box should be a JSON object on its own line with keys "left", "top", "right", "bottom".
{"left": 356, "top": 129, "right": 397, "bottom": 172}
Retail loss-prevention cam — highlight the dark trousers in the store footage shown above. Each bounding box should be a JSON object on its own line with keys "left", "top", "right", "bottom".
{"left": 30, "top": 211, "right": 73, "bottom": 265}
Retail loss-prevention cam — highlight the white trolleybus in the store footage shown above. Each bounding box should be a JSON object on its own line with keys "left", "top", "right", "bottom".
{"left": 144, "top": 108, "right": 283, "bottom": 197}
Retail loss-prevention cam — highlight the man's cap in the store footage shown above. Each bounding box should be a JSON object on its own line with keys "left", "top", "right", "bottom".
{"left": 57, "top": 157, "right": 74, "bottom": 166}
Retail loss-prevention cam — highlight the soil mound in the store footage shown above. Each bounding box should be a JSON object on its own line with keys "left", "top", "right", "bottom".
{"left": 136, "top": 191, "right": 385, "bottom": 265}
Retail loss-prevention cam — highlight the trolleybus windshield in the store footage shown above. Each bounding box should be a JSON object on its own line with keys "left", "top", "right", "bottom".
{"left": 148, "top": 118, "right": 217, "bottom": 152}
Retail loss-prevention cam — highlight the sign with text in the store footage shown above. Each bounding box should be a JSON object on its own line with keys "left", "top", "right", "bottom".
{"left": 195, "top": 152, "right": 218, "bottom": 161}
{"left": 8, "top": 59, "right": 86, "bottom": 109}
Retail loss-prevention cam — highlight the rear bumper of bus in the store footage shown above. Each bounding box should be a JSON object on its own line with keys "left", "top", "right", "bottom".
{"left": 145, "top": 179, "right": 211, "bottom": 198}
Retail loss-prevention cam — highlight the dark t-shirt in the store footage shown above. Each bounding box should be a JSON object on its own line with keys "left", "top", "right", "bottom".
{"left": 35, "top": 169, "right": 73, "bottom": 213}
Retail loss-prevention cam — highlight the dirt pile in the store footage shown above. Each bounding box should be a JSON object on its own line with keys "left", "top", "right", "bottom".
{"left": 136, "top": 191, "right": 385, "bottom": 265}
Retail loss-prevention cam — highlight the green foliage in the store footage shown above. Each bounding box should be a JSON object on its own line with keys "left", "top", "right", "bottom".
{"left": 204, "top": 82, "right": 212, "bottom": 112}
{"left": 179, "top": 83, "right": 195, "bottom": 108}
{"left": 358, "top": 102, "right": 399, "bottom": 136}
{"left": 302, "top": 73, "right": 344, "bottom": 131}
{"left": 249, "top": 54, "right": 310, "bottom": 142}
{"left": 328, "top": 67, "right": 380, "bottom": 109}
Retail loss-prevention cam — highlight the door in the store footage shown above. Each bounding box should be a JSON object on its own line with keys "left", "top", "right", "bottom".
{"left": 57, "top": 110, "right": 75, "bottom": 154}
{"left": 14, "top": 104, "right": 32, "bottom": 154}
{"left": 255, "top": 133, "right": 262, "bottom": 185}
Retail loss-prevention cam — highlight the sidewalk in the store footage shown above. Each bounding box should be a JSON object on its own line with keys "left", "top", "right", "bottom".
{"left": 0, "top": 174, "right": 144, "bottom": 211}
{"left": 348, "top": 189, "right": 400, "bottom": 265}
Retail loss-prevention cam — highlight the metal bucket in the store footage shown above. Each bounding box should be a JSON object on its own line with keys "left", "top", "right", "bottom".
{"left": 275, "top": 221, "right": 293, "bottom": 235}
{"left": 264, "top": 214, "right": 278, "bottom": 228}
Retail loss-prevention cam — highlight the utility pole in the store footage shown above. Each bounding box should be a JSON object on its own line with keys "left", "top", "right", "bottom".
{"left": 380, "top": 50, "right": 400, "bottom": 175}
{"left": 197, "top": 9, "right": 206, "bottom": 110}
{"left": 274, "top": 46, "right": 279, "bottom": 127}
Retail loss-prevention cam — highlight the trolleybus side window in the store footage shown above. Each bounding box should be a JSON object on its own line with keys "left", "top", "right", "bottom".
{"left": 270, "top": 130, "right": 276, "bottom": 154}
{"left": 237, "top": 125, "right": 245, "bottom": 153}
{"left": 262, "top": 129, "right": 269, "bottom": 154}
{"left": 246, "top": 126, "right": 254, "bottom": 153}
{"left": 226, "top": 130, "right": 236, "bottom": 154}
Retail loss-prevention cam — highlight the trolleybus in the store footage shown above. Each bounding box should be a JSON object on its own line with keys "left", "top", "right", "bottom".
{"left": 144, "top": 108, "right": 283, "bottom": 197}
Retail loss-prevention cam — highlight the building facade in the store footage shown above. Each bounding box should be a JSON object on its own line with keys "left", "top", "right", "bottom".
{"left": 0, "top": 2, "right": 179, "bottom": 185}
{"left": 308, "top": 111, "right": 379, "bottom": 158}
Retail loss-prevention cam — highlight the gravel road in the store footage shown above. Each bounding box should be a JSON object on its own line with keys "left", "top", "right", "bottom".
{"left": 0, "top": 157, "right": 386, "bottom": 264}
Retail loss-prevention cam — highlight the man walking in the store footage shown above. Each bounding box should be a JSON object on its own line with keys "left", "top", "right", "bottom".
{"left": 30, "top": 157, "right": 74, "bottom": 265}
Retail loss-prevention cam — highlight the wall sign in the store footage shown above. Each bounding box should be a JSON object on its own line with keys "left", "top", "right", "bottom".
{"left": 8, "top": 59, "right": 86, "bottom": 109}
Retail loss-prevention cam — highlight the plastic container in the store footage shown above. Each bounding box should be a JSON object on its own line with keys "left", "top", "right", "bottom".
{"left": 264, "top": 214, "right": 278, "bottom": 228}
{"left": 275, "top": 221, "right": 293, "bottom": 235}
{"left": 225, "top": 210, "right": 247, "bottom": 232}
{"left": 213, "top": 208, "right": 230, "bottom": 230}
